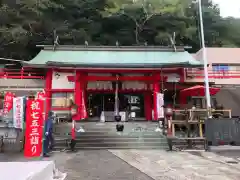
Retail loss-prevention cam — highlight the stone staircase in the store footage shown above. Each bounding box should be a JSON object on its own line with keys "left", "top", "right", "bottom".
{"left": 53, "top": 122, "right": 169, "bottom": 150}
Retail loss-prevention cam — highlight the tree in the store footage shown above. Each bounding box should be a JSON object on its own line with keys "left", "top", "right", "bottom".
{"left": 105, "top": 0, "right": 188, "bottom": 45}
{"left": 0, "top": 0, "right": 240, "bottom": 60}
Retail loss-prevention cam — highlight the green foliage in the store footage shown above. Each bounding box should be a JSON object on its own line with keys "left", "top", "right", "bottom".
{"left": 0, "top": 0, "right": 239, "bottom": 60}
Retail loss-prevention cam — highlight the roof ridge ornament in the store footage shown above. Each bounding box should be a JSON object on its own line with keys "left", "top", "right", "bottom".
{"left": 116, "top": 41, "right": 119, "bottom": 47}
{"left": 169, "top": 32, "right": 176, "bottom": 52}
{"left": 85, "top": 41, "right": 88, "bottom": 47}
{"left": 53, "top": 30, "right": 60, "bottom": 51}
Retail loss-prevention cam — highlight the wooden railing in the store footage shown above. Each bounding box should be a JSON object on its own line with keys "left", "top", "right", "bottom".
{"left": 171, "top": 109, "right": 232, "bottom": 137}
{"left": 186, "top": 68, "right": 240, "bottom": 79}
{"left": 173, "top": 109, "right": 232, "bottom": 119}
{"left": 0, "top": 68, "right": 45, "bottom": 79}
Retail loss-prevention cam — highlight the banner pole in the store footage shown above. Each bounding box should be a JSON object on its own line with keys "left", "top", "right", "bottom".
{"left": 198, "top": 0, "right": 211, "bottom": 116}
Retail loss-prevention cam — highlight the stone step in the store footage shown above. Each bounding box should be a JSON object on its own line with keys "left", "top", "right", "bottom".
{"left": 55, "top": 141, "right": 168, "bottom": 145}
{"left": 53, "top": 142, "right": 169, "bottom": 150}
{"left": 54, "top": 122, "right": 160, "bottom": 131}
{"left": 53, "top": 146, "right": 169, "bottom": 150}
{"left": 55, "top": 133, "right": 163, "bottom": 139}
{"left": 54, "top": 129, "right": 161, "bottom": 134}
{"left": 55, "top": 138, "right": 167, "bottom": 144}
{"left": 53, "top": 134, "right": 166, "bottom": 139}
{"left": 53, "top": 137, "right": 168, "bottom": 149}
{"left": 53, "top": 122, "right": 167, "bottom": 150}
{"left": 168, "top": 138, "right": 206, "bottom": 150}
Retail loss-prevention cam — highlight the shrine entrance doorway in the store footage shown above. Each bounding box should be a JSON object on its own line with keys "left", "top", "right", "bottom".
{"left": 86, "top": 92, "right": 145, "bottom": 121}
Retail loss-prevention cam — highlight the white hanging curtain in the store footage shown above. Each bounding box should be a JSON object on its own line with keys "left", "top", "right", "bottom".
{"left": 81, "top": 90, "right": 87, "bottom": 119}
{"left": 114, "top": 82, "right": 119, "bottom": 116}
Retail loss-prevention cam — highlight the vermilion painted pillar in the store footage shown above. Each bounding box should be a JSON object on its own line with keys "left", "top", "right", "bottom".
{"left": 79, "top": 73, "right": 87, "bottom": 119}
{"left": 45, "top": 69, "right": 53, "bottom": 120}
{"left": 83, "top": 73, "right": 88, "bottom": 119}
{"left": 72, "top": 70, "right": 82, "bottom": 140}
{"left": 73, "top": 70, "right": 82, "bottom": 121}
{"left": 144, "top": 82, "right": 152, "bottom": 121}
{"left": 153, "top": 73, "right": 160, "bottom": 121}
{"left": 144, "top": 92, "right": 152, "bottom": 121}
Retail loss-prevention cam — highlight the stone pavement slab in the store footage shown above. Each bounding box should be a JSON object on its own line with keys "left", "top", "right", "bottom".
{"left": 109, "top": 149, "right": 240, "bottom": 180}
{"left": 0, "top": 150, "right": 153, "bottom": 180}
{"left": 2, "top": 150, "right": 240, "bottom": 180}
{"left": 58, "top": 150, "right": 153, "bottom": 180}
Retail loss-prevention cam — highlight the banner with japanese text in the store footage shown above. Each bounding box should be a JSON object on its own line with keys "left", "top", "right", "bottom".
{"left": 3, "top": 92, "right": 14, "bottom": 116}
{"left": 24, "top": 99, "right": 44, "bottom": 157}
{"left": 156, "top": 93, "right": 164, "bottom": 118}
{"left": 13, "top": 97, "right": 25, "bottom": 129}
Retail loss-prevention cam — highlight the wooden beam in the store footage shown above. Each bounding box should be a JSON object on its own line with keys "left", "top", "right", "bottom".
{"left": 67, "top": 75, "right": 168, "bottom": 82}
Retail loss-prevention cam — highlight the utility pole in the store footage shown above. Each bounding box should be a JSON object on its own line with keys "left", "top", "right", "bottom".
{"left": 198, "top": 0, "right": 211, "bottom": 115}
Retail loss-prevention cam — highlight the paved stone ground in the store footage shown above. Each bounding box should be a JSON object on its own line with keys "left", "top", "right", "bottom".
{"left": 0, "top": 151, "right": 153, "bottom": 180}
{"left": 55, "top": 150, "right": 154, "bottom": 180}
{"left": 1, "top": 150, "right": 240, "bottom": 180}
{"left": 109, "top": 150, "right": 240, "bottom": 180}
{"left": 214, "top": 150, "right": 240, "bottom": 159}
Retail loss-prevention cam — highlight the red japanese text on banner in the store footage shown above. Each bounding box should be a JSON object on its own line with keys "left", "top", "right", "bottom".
{"left": 24, "top": 99, "right": 44, "bottom": 157}
{"left": 3, "top": 92, "right": 14, "bottom": 116}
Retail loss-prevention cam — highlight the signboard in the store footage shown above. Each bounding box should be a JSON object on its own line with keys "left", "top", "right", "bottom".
{"left": 157, "top": 93, "right": 164, "bottom": 118}
{"left": 13, "top": 97, "right": 25, "bottom": 129}
{"left": 52, "top": 71, "right": 74, "bottom": 89}
{"left": 3, "top": 92, "right": 14, "bottom": 116}
{"left": 24, "top": 99, "right": 44, "bottom": 157}
{"left": 164, "top": 73, "right": 180, "bottom": 82}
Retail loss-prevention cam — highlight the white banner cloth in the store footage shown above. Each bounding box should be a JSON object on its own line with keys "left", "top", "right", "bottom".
{"left": 13, "top": 97, "right": 24, "bottom": 129}
{"left": 156, "top": 93, "right": 164, "bottom": 118}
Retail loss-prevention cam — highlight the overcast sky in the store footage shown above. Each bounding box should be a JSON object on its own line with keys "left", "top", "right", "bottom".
{"left": 213, "top": 0, "right": 240, "bottom": 18}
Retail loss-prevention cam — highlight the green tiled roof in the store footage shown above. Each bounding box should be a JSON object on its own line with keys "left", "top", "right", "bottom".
{"left": 25, "top": 47, "right": 202, "bottom": 68}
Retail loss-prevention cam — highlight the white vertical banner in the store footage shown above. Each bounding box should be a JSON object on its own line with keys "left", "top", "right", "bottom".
{"left": 157, "top": 93, "right": 164, "bottom": 118}
{"left": 13, "top": 97, "right": 24, "bottom": 129}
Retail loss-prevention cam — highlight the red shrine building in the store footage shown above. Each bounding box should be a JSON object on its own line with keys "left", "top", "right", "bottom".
{"left": 3, "top": 46, "right": 240, "bottom": 120}
{"left": 17, "top": 45, "right": 202, "bottom": 121}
